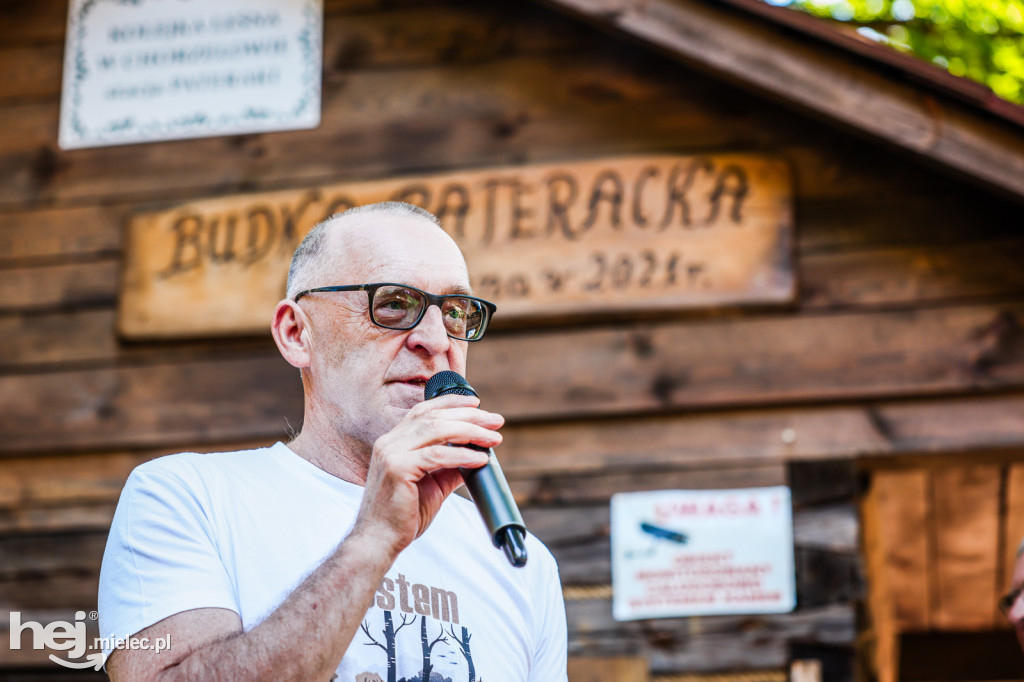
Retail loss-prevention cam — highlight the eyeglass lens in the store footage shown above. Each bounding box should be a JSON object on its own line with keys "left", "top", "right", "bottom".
{"left": 371, "top": 285, "right": 485, "bottom": 339}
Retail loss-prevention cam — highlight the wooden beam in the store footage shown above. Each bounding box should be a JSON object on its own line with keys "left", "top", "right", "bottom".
{"left": 567, "top": 601, "right": 855, "bottom": 672}
{"left": 7, "top": 233, "right": 1024, "bottom": 366}
{"left": 0, "top": 260, "right": 117, "bottom": 313}
{"left": 0, "top": 54, "right": 739, "bottom": 206}
{"left": 1002, "top": 465, "right": 1024, "bottom": 598}
{"left": 0, "top": 205, "right": 122, "bottom": 264}
{"left": 6, "top": 299, "right": 1021, "bottom": 453}
{"left": 931, "top": 465, "right": 1003, "bottom": 630}
{"left": 4, "top": 329, "right": 1024, "bottom": 457}
{"left": 569, "top": 656, "right": 648, "bottom": 681}
{"left": 861, "top": 469, "right": 930, "bottom": 682}
{"left": 538, "top": 0, "right": 1024, "bottom": 202}
{"left": 0, "top": 7, "right": 585, "bottom": 102}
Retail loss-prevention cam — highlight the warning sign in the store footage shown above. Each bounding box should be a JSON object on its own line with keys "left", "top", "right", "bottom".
{"left": 611, "top": 487, "right": 796, "bottom": 621}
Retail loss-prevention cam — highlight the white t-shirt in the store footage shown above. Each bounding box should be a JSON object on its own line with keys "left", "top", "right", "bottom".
{"left": 98, "top": 442, "right": 567, "bottom": 681}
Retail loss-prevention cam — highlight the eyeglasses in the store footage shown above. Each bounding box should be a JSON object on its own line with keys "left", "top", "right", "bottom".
{"left": 293, "top": 282, "right": 496, "bottom": 342}
{"left": 1000, "top": 583, "right": 1024, "bottom": 616}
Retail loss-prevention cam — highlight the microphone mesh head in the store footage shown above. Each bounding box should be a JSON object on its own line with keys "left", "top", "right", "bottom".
{"left": 424, "top": 371, "right": 478, "bottom": 400}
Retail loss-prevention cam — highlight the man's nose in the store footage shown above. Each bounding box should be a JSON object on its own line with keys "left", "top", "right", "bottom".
{"left": 406, "top": 304, "right": 451, "bottom": 354}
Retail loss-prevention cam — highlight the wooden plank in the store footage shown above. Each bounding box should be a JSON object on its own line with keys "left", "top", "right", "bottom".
{"left": 0, "top": 310, "right": 276, "bottom": 371}
{"left": 1002, "top": 465, "right": 1024, "bottom": 598}
{"left": 10, "top": 239, "right": 1018, "bottom": 358}
{"left": 0, "top": 502, "right": 116, "bottom": 534}
{"left": 869, "top": 470, "right": 931, "bottom": 631}
{"left": 2, "top": 48, "right": 970, "bottom": 210}
{"left": 931, "top": 465, "right": 1002, "bottom": 630}
{"left": 861, "top": 470, "right": 924, "bottom": 682}
{"left": 569, "top": 656, "right": 648, "bottom": 682}
{"left": 0, "top": 447, "right": 777, "bottom": 521}
{"left": 12, "top": 57, "right": 696, "bottom": 161}
{"left": 0, "top": 532, "right": 106, "bottom": 611}
{"left": 0, "top": 147, "right": 1007, "bottom": 264}
{"left": 0, "top": 0, "right": 481, "bottom": 50}
{"left": 475, "top": 302, "right": 1024, "bottom": 419}
{"left": 0, "top": 310, "right": 119, "bottom": 368}
{"left": 0, "top": 355, "right": 304, "bottom": 454}
{"left": 4, "top": 223, "right": 1023, "bottom": 318}
{"left": 8, "top": 236, "right": 1024, "bottom": 368}
{"left": 567, "top": 601, "right": 855, "bottom": 673}
{"left": 0, "top": 0, "right": 72, "bottom": 44}
{"left": 0, "top": 444, "right": 274, "bottom": 511}
{"left": 0, "top": 205, "right": 122, "bottom": 264}
{"left": 0, "top": 450, "right": 159, "bottom": 509}
{"left": 794, "top": 193, "right": 1019, "bottom": 254}
{"left": 0, "top": 532, "right": 106, "bottom": 578}
{"left": 539, "top": 0, "right": 1024, "bottom": 202}
{"left": 118, "top": 153, "right": 795, "bottom": 338}
{"left": 799, "top": 240, "right": 1024, "bottom": 310}
{"left": 0, "top": 260, "right": 117, "bottom": 313}
{"left": 0, "top": 7, "right": 583, "bottom": 102}
{"left": 512, "top": 465, "right": 786, "bottom": 506}
{"left": 0, "top": 54, "right": 738, "bottom": 205}
{"left": 4, "top": 321, "right": 1024, "bottom": 455}
{"left": 0, "top": 45, "right": 63, "bottom": 101}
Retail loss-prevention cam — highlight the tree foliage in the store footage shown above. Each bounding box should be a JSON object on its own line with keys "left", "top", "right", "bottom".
{"left": 763, "top": 0, "right": 1024, "bottom": 103}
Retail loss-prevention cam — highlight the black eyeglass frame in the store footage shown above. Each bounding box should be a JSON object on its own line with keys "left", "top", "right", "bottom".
{"left": 292, "top": 282, "right": 497, "bottom": 342}
{"left": 1000, "top": 582, "right": 1024, "bottom": 616}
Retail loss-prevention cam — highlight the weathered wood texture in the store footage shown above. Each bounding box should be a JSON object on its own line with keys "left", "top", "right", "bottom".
{"left": 567, "top": 656, "right": 648, "bottom": 682}
{"left": 539, "top": 0, "right": 1024, "bottom": 202}
{"left": 861, "top": 463, "right": 1022, "bottom": 681}
{"left": 117, "top": 154, "right": 796, "bottom": 338}
{"left": 3, "top": 301, "right": 1024, "bottom": 454}
{"left": 0, "top": 463, "right": 858, "bottom": 671}
{"left": 2, "top": 0, "right": 1024, "bottom": 679}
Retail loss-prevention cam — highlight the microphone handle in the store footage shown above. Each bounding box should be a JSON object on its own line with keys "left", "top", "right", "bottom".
{"left": 460, "top": 445, "right": 528, "bottom": 567}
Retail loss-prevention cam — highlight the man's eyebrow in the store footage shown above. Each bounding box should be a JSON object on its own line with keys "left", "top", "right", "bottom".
{"left": 445, "top": 285, "right": 475, "bottom": 297}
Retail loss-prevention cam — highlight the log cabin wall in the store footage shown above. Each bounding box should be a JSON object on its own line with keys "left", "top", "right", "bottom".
{"left": 2, "top": 0, "right": 1024, "bottom": 680}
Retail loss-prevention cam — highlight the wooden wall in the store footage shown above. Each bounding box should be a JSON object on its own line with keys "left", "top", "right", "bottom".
{"left": 3, "top": 0, "right": 1024, "bottom": 679}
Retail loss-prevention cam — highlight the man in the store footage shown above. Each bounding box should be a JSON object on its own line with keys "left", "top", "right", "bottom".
{"left": 98, "top": 202, "right": 567, "bottom": 681}
{"left": 1002, "top": 538, "right": 1024, "bottom": 650}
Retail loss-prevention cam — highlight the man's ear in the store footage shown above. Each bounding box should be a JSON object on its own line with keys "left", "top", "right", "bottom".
{"left": 271, "top": 299, "right": 312, "bottom": 369}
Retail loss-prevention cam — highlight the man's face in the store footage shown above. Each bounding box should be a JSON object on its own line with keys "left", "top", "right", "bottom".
{"left": 1007, "top": 553, "right": 1024, "bottom": 648}
{"left": 298, "top": 213, "right": 473, "bottom": 453}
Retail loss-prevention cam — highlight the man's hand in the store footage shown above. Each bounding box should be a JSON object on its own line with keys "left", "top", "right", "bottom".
{"left": 353, "top": 393, "right": 502, "bottom": 555}
{"left": 107, "top": 394, "right": 503, "bottom": 682}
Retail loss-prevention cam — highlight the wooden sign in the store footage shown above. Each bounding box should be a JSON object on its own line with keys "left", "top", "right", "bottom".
{"left": 59, "top": 0, "right": 322, "bottom": 149}
{"left": 118, "top": 154, "right": 794, "bottom": 338}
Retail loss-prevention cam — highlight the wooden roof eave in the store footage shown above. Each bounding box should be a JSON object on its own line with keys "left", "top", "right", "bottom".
{"left": 536, "top": 0, "right": 1024, "bottom": 203}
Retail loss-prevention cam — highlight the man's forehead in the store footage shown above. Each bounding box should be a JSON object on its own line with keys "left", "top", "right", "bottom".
{"left": 321, "top": 212, "right": 470, "bottom": 287}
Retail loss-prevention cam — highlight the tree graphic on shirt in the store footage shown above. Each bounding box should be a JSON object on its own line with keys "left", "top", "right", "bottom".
{"left": 360, "top": 610, "right": 415, "bottom": 682}
{"left": 445, "top": 624, "right": 476, "bottom": 682}
{"left": 419, "top": 615, "right": 449, "bottom": 682}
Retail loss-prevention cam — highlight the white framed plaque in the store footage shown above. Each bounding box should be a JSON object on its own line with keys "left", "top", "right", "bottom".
{"left": 611, "top": 487, "right": 796, "bottom": 621}
{"left": 59, "top": 0, "right": 322, "bottom": 149}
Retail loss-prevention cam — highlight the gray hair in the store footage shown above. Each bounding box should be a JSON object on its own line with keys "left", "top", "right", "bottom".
{"left": 286, "top": 201, "right": 441, "bottom": 299}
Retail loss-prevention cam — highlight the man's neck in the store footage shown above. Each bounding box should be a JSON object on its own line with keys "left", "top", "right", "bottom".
{"left": 287, "top": 423, "right": 371, "bottom": 486}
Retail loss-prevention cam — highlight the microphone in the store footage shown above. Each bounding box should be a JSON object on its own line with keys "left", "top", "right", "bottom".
{"left": 424, "top": 370, "right": 527, "bottom": 568}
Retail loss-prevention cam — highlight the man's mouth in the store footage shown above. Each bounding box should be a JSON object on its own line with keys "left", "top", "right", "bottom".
{"left": 401, "top": 378, "right": 428, "bottom": 388}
